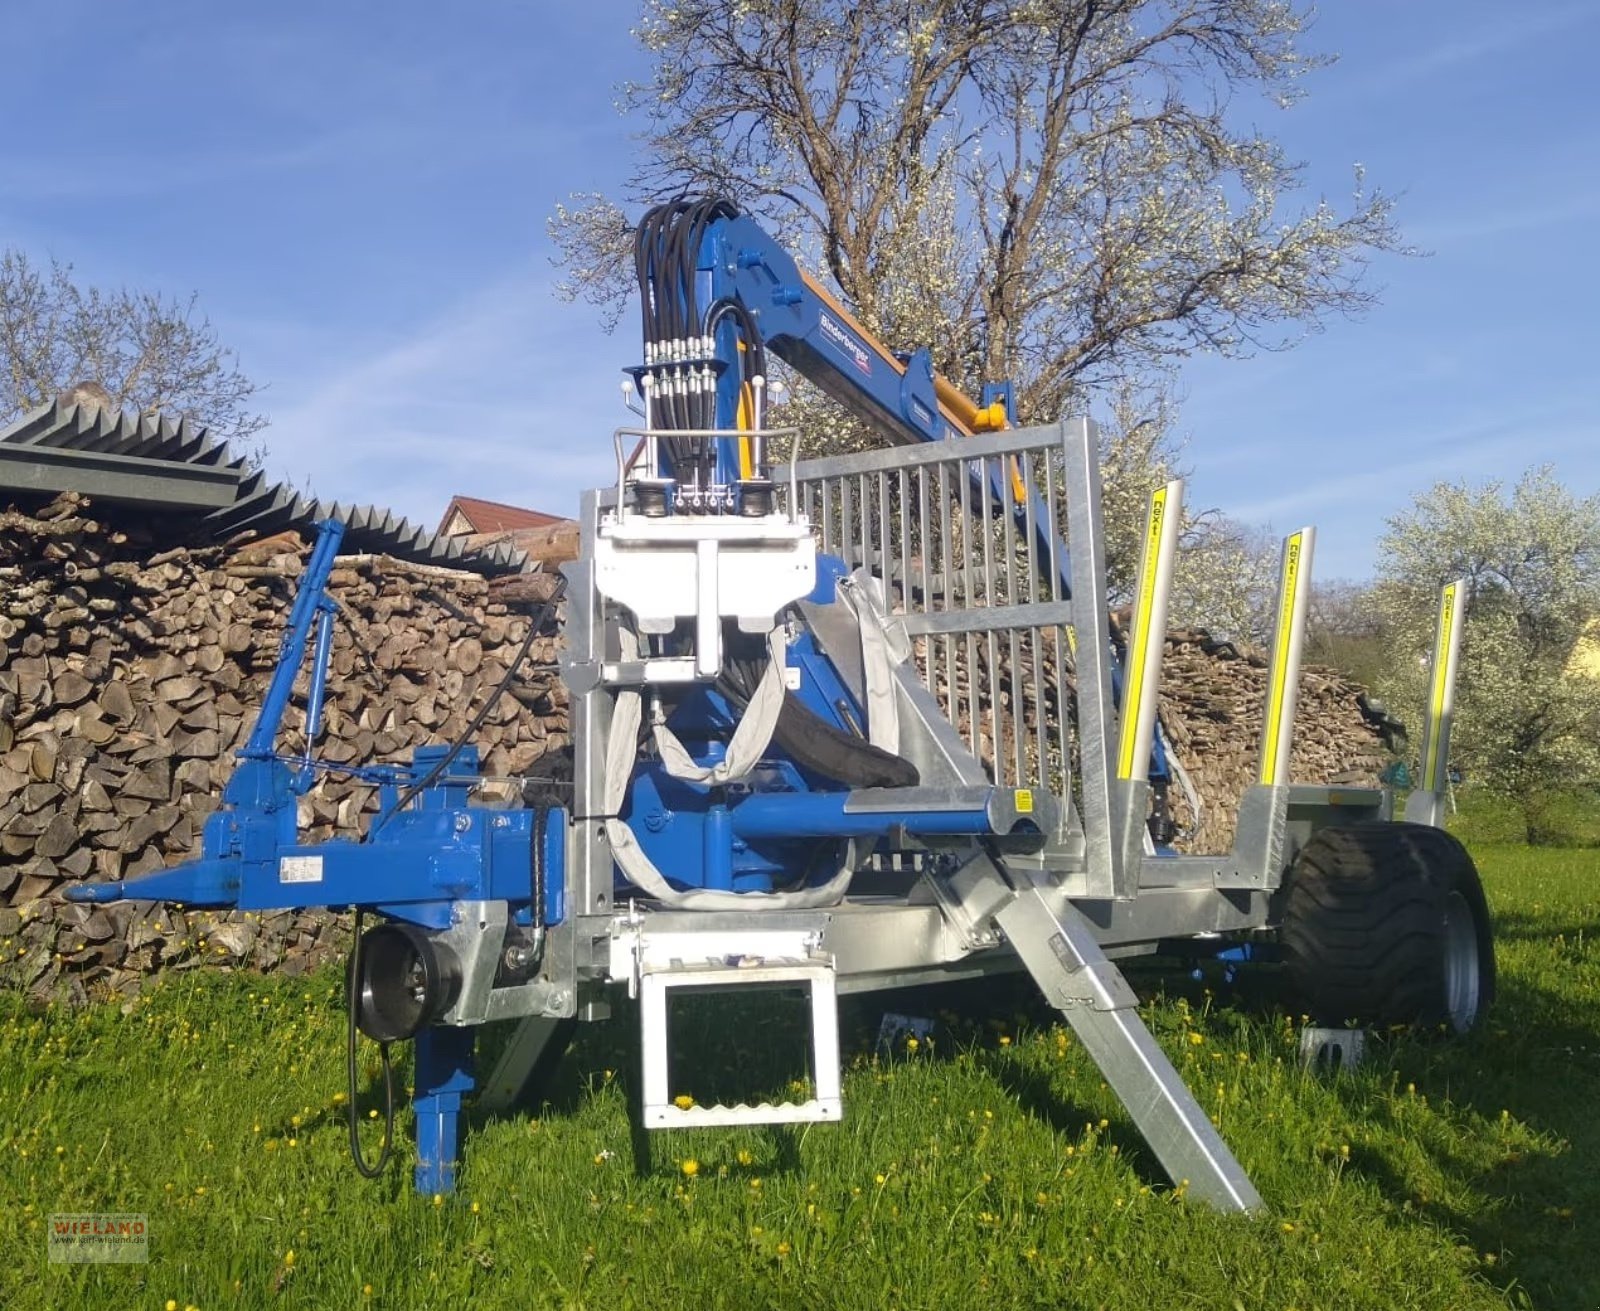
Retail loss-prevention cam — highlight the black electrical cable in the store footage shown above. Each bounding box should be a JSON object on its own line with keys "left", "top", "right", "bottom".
{"left": 346, "top": 906, "right": 397, "bottom": 1178}
{"left": 531, "top": 805, "right": 547, "bottom": 929}
{"left": 373, "top": 577, "right": 568, "bottom": 831}
{"left": 635, "top": 206, "right": 661, "bottom": 347}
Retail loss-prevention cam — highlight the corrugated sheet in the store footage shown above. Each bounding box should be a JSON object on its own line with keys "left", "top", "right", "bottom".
{"left": 0, "top": 400, "right": 526, "bottom": 574}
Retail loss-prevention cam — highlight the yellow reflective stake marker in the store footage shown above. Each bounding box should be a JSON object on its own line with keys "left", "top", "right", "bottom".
{"left": 1420, "top": 580, "right": 1462, "bottom": 793}
{"left": 1258, "top": 528, "right": 1314, "bottom": 787}
{"left": 1116, "top": 482, "right": 1180, "bottom": 779}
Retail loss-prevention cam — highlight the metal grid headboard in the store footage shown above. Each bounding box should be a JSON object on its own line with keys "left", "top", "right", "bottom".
{"left": 785, "top": 427, "right": 1082, "bottom": 805}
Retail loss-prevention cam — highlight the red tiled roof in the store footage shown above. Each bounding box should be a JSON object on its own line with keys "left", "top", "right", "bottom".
{"left": 438, "top": 494, "right": 566, "bottom": 536}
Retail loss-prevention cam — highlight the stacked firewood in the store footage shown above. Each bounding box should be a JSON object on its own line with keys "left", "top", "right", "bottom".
{"left": 0, "top": 493, "right": 568, "bottom": 1002}
{"left": 1158, "top": 628, "right": 1390, "bottom": 852}
{"left": 913, "top": 622, "right": 1390, "bottom": 856}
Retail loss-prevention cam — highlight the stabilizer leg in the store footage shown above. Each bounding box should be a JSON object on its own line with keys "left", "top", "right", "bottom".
{"left": 989, "top": 879, "right": 1263, "bottom": 1213}
{"left": 477, "top": 1016, "right": 575, "bottom": 1114}
{"left": 413, "top": 1026, "right": 475, "bottom": 1195}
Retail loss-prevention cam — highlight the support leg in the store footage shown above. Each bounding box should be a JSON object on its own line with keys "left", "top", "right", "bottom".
{"left": 994, "top": 885, "right": 1262, "bottom": 1213}
{"left": 477, "top": 1016, "right": 575, "bottom": 1114}
{"left": 413, "top": 1026, "right": 475, "bottom": 1196}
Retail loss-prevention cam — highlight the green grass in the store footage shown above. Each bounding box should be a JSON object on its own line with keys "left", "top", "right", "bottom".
{"left": 1446, "top": 785, "right": 1600, "bottom": 849}
{"left": 2, "top": 841, "right": 1598, "bottom": 1310}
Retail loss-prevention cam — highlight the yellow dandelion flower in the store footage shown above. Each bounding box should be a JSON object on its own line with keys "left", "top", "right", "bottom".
{"left": 776, "top": 1241, "right": 792, "bottom": 1256}
{"left": 673, "top": 1094, "right": 696, "bottom": 1110}
{"left": 1188, "top": 1032, "right": 1204, "bottom": 1046}
{"left": 432, "top": 1194, "right": 443, "bottom": 1207}
{"left": 283, "top": 1249, "right": 296, "bottom": 1266}
{"left": 737, "top": 1149, "right": 753, "bottom": 1166}
{"left": 681, "top": 1159, "right": 700, "bottom": 1178}
{"left": 999, "top": 1035, "right": 1011, "bottom": 1047}
{"left": 875, "top": 1173, "right": 887, "bottom": 1185}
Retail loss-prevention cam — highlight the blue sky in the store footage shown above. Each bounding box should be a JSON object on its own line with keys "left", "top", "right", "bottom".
{"left": 3, "top": 1, "right": 1595, "bottom": 580}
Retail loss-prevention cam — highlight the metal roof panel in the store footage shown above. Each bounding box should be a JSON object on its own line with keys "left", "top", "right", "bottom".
{"left": 1, "top": 400, "right": 525, "bottom": 574}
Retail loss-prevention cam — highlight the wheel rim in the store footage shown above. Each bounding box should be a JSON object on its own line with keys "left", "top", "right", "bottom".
{"left": 1441, "top": 890, "right": 1481, "bottom": 1032}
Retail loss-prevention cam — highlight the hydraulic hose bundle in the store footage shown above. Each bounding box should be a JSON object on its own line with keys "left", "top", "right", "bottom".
{"left": 633, "top": 197, "right": 769, "bottom": 499}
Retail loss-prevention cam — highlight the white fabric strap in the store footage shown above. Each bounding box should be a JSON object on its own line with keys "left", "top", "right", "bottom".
{"left": 602, "top": 625, "right": 856, "bottom": 910}
{"left": 652, "top": 626, "right": 788, "bottom": 785}
{"left": 838, "top": 577, "right": 900, "bottom": 754}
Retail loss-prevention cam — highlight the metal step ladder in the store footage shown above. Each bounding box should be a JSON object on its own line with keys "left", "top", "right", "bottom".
{"left": 615, "top": 923, "right": 844, "bottom": 1128}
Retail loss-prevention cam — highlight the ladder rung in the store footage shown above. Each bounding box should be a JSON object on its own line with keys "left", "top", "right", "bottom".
{"left": 647, "top": 1098, "right": 841, "bottom": 1129}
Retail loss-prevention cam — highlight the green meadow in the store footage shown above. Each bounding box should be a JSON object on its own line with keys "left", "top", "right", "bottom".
{"left": 2, "top": 827, "right": 1597, "bottom": 1310}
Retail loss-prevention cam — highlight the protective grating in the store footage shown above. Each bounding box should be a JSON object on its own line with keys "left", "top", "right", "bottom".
{"left": 0, "top": 400, "right": 525, "bottom": 574}
{"left": 787, "top": 427, "right": 1078, "bottom": 807}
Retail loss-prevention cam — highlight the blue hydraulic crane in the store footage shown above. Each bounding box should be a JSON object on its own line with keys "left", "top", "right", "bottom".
{"left": 625, "top": 198, "right": 1174, "bottom": 814}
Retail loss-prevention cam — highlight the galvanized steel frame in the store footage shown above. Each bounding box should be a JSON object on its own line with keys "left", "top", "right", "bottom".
{"left": 779, "top": 419, "right": 1130, "bottom": 894}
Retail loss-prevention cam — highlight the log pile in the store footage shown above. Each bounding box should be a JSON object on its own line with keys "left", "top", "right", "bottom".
{"left": 916, "top": 621, "right": 1390, "bottom": 855}
{"left": 1158, "top": 628, "right": 1389, "bottom": 852}
{"left": 0, "top": 492, "right": 568, "bottom": 1002}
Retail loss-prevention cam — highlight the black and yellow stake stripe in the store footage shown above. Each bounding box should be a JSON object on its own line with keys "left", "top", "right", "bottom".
{"left": 1258, "top": 530, "right": 1308, "bottom": 787}
{"left": 1117, "top": 485, "right": 1172, "bottom": 779}
{"left": 1420, "top": 580, "right": 1461, "bottom": 792}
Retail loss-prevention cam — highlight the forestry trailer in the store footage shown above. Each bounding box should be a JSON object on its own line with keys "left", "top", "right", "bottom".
{"left": 68, "top": 199, "right": 1493, "bottom": 1212}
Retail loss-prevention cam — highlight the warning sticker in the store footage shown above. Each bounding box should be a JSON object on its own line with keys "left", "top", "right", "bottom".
{"left": 279, "top": 856, "right": 324, "bottom": 884}
{"left": 1014, "top": 789, "right": 1034, "bottom": 815}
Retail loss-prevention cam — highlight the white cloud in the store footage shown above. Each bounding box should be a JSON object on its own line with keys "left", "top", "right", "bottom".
{"left": 1409, "top": 193, "right": 1600, "bottom": 247}
{"left": 1219, "top": 417, "right": 1591, "bottom": 525}
{"left": 1354, "top": 5, "right": 1599, "bottom": 95}
{"left": 262, "top": 265, "right": 625, "bottom": 528}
